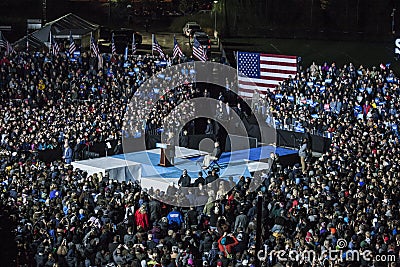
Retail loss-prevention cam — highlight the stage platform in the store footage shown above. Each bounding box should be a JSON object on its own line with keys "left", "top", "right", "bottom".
{"left": 72, "top": 146, "right": 297, "bottom": 193}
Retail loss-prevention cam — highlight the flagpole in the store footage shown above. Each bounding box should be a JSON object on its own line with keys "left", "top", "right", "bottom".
{"left": 69, "top": 31, "right": 72, "bottom": 57}
{"left": 152, "top": 34, "right": 154, "bottom": 56}
{"left": 236, "top": 51, "right": 239, "bottom": 95}
{"left": 91, "top": 32, "right": 93, "bottom": 56}
{"left": 132, "top": 33, "right": 135, "bottom": 56}
{"left": 49, "top": 31, "right": 52, "bottom": 52}
{"left": 26, "top": 26, "right": 29, "bottom": 52}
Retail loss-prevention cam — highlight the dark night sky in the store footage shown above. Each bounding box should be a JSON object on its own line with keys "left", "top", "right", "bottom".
{"left": 0, "top": 0, "right": 399, "bottom": 41}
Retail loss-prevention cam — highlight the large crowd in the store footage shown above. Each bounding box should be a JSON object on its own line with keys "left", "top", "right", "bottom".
{"left": 0, "top": 48, "right": 399, "bottom": 267}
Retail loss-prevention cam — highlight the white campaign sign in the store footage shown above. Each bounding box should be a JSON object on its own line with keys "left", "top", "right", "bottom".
{"left": 395, "top": 38, "right": 400, "bottom": 55}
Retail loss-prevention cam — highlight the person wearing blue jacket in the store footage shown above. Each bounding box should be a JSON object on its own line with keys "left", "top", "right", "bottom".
{"left": 167, "top": 207, "right": 184, "bottom": 230}
{"left": 63, "top": 143, "right": 73, "bottom": 164}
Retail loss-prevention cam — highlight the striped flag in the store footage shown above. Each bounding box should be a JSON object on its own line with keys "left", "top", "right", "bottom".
{"left": 0, "top": 31, "right": 8, "bottom": 50}
{"left": 69, "top": 32, "right": 76, "bottom": 56}
{"left": 152, "top": 34, "right": 165, "bottom": 59}
{"left": 193, "top": 37, "right": 207, "bottom": 62}
{"left": 237, "top": 52, "right": 297, "bottom": 97}
{"left": 0, "top": 32, "right": 14, "bottom": 55}
{"left": 111, "top": 33, "right": 116, "bottom": 55}
{"left": 173, "top": 36, "right": 184, "bottom": 59}
{"left": 52, "top": 39, "right": 60, "bottom": 55}
{"left": 90, "top": 35, "right": 100, "bottom": 57}
{"left": 6, "top": 41, "right": 14, "bottom": 54}
{"left": 132, "top": 33, "right": 136, "bottom": 55}
{"left": 50, "top": 32, "right": 60, "bottom": 55}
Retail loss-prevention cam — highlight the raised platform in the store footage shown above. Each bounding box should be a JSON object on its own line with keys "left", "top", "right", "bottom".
{"left": 72, "top": 146, "right": 297, "bottom": 193}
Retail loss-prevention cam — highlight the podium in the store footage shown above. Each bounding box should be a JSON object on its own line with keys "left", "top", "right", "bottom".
{"left": 156, "top": 143, "right": 172, "bottom": 167}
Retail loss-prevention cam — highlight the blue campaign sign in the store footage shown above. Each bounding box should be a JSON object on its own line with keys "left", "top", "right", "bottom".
{"left": 155, "top": 60, "right": 167, "bottom": 67}
{"left": 311, "top": 114, "right": 319, "bottom": 119}
{"left": 294, "top": 126, "right": 305, "bottom": 133}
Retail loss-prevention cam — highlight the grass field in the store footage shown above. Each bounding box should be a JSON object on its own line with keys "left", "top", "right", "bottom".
{"left": 222, "top": 37, "right": 400, "bottom": 73}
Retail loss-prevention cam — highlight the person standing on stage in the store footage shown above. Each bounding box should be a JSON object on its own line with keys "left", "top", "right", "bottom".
{"left": 63, "top": 143, "right": 73, "bottom": 164}
{"left": 205, "top": 119, "right": 215, "bottom": 135}
{"left": 178, "top": 169, "right": 192, "bottom": 188}
{"left": 298, "top": 138, "right": 308, "bottom": 174}
{"left": 166, "top": 132, "right": 176, "bottom": 166}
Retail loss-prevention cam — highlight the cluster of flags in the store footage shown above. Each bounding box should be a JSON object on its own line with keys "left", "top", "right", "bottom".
{"left": 44, "top": 32, "right": 209, "bottom": 63}
{"left": 0, "top": 31, "right": 14, "bottom": 55}
{"left": 152, "top": 34, "right": 207, "bottom": 62}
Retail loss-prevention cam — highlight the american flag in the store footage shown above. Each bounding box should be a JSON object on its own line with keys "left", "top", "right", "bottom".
{"left": 132, "top": 33, "right": 136, "bottom": 55}
{"left": 0, "top": 32, "right": 14, "bottom": 55}
{"left": 6, "top": 41, "right": 14, "bottom": 54}
{"left": 173, "top": 36, "right": 184, "bottom": 59}
{"left": 90, "top": 36, "right": 100, "bottom": 57}
{"left": 69, "top": 32, "right": 76, "bottom": 56}
{"left": 49, "top": 32, "right": 60, "bottom": 55}
{"left": 111, "top": 33, "right": 116, "bottom": 55}
{"left": 0, "top": 37, "right": 7, "bottom": 50}
{"left": 52, "top": 40, "right": 60, "bottom": 55}
{"left": 237, "top": 52, "right": 297, "bottom": 97}
{"left": 193, "top": 37, "right": 207, "bottom": 62}
{"left": 152, "top": 34, "right": 165, "bottom": 59}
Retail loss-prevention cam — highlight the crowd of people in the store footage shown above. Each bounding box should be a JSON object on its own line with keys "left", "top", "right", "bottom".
{"left": 0, "top": 51, "right": 205, "bottom": 157}
{"left": 0, "top": 47, "right": 400, "bottom": 267}
{"left": 250, "top": 62, "right": 399, "bottom": 140}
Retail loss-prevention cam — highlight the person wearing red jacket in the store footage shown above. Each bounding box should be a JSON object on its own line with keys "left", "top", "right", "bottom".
{"left": 134, "top": 204, "right": 149, "bottom": 231}
{"left": 218, "top": 232, "right": 239, "bottom": 257}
